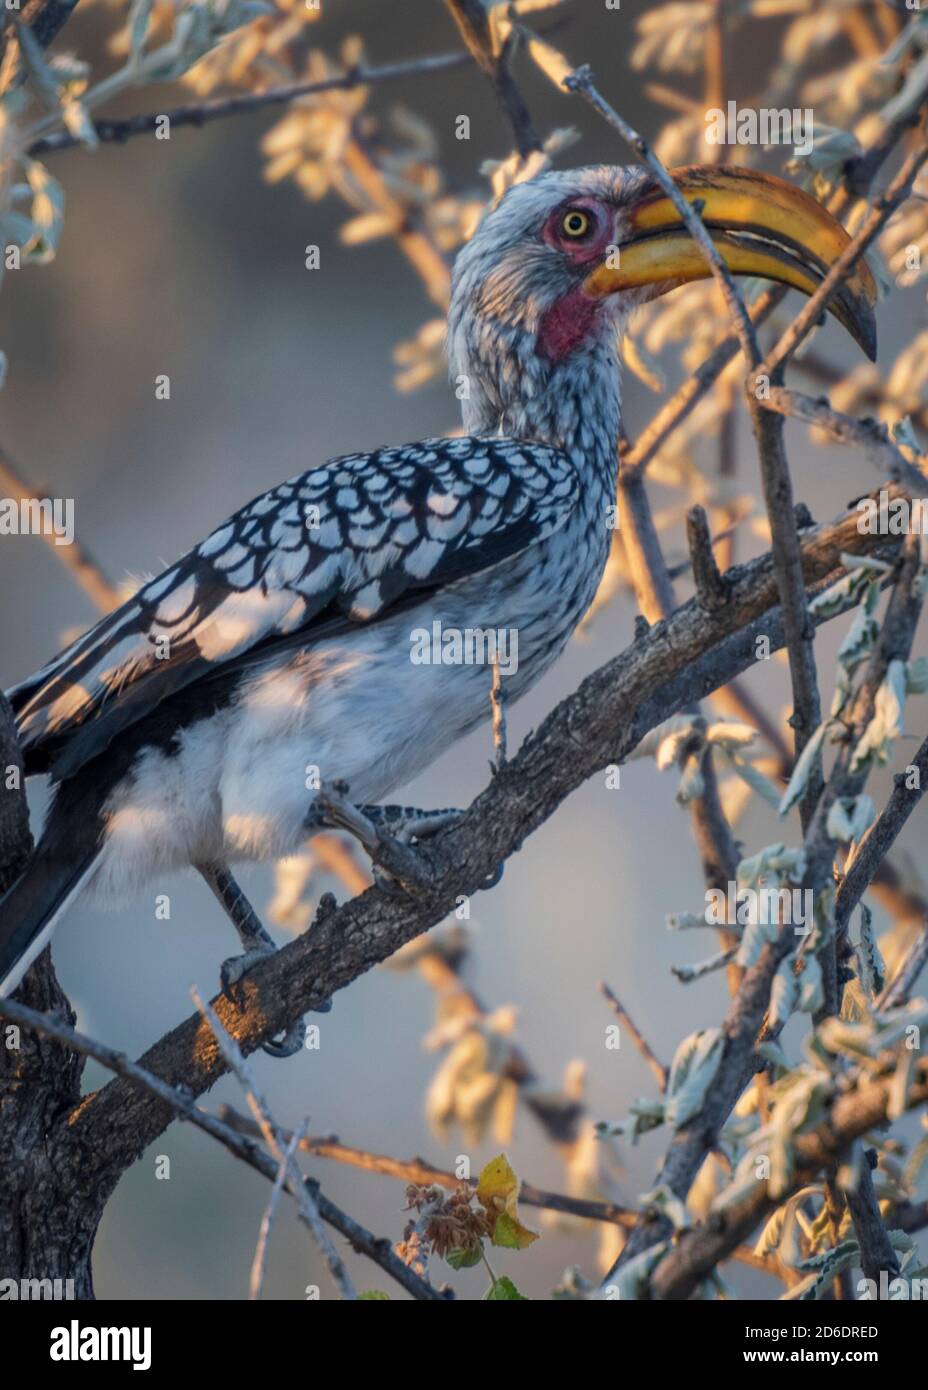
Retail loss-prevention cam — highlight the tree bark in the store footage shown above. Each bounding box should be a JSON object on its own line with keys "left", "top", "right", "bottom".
{"left": 0, "top": 692, "right": 96, "bottom": 1297}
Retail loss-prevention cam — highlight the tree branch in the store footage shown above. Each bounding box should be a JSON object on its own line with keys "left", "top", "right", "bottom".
{"left": 0, "top": 992, "right": 447, "bottom": 1300}
{"left": 836, "top": 733, "right": 928, "bottom": 934}
{"left": 648, "top": 1057, "right": 928, "bottom": 1300}
{"left": 31, "top": 489, "right": 900, "bottom": 1240}
{"left": 27, "top": 49, "right": 478, "bottom": 157}
{"left": 443, "top": 0, "right": 541, "bottom": 158}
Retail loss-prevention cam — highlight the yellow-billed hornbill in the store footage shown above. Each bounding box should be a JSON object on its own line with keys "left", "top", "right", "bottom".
{"left": 0, "top": 165, "right": 875, "bottom": 1053}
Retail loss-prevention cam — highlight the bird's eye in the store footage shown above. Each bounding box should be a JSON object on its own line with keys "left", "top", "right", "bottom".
{"left": 561, "top": 208, "right": 592, "bottom": 239}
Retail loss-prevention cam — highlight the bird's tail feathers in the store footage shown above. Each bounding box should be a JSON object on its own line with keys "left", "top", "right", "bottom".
{"left": 0, "top": 843, "right": 99, "bottom": 998}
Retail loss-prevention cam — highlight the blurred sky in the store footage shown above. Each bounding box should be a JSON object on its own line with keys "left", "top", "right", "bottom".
{"left": 1, "top": 0, "right": 926, "bottom": 1300}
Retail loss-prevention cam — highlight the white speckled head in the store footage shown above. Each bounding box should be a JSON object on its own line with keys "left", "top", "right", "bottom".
{"left": 448, "top": 166, "right": 654, "bottom": 462}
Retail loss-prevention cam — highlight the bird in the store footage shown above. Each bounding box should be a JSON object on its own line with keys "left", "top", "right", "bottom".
{"left": 0, "top": 163, "right": 876, "bottom": 1050}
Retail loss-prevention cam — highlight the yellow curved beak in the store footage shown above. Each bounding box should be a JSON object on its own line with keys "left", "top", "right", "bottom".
{"left": 584, "top": 166, "right": 877, "bottom": 360}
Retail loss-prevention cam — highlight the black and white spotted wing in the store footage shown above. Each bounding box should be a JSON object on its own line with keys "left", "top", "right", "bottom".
{"left": 9, "top": 437, "right": 579, "bottom": 779}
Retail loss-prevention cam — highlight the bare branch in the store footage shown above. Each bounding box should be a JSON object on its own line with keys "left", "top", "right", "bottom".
{"left": 16, "top": 489, "right": 909, "bottom": 1227}
{"left": 0, "top": 992, "right": 445, "bottom": 1300}
{"left": 845, "top": 1151, "right": 901, "bottom": 1286}
{"left": 686, "top": 504, "right": 729, "bottom": 612}
{"left": 0, "top": 445, "right": 120, "bottom": 613}
{"left": 599, "top": 982, "right": 669, "bottom": 1092}
{"left": 748, "top": 375, "right": 823, "bottom": 818}
{"left": 836, "top": 734, "right": 928, "bottom": 934}
{"left": 762, "top": 386, "right": 928, "bottom": 491}
{"left": 249, "top": 1122, "right": 305, "bottom": 1301}
{"left": 27, "top": 49, "right": 478, "bottom": 157}
{"left": 192, "top": 987, "right": 358, "bottom": 1300}
{"left": 443, "top": 0, "right": 541, "bottom": 158}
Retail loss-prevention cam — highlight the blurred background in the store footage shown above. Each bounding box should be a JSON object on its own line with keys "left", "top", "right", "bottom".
{"left": 1, "top": 0, "right": 926, "bottom": 1299}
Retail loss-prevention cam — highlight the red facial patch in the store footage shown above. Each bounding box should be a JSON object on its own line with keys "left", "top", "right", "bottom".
{"left": 537, "top": 196, "right": 614, "bottom": 362}
{"left": 537, "top": 285, "right": 601, "bottom": 363}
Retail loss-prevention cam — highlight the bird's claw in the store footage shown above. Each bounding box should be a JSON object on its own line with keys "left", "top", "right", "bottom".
{"left": 219, "top": 943, "right": 318, "bottom": 1059}
{"left": 369, "top": 813, "right": 502, "bottom": 895}
{"left": 220, "top": 946, "right": 268, "bottom": 1005}
{"left": 481, "top": 861, "right": 505, "bottom": 891}
{"left": 394, "top": 808, "right": 464, "bottom": 845}
{"left": 262, "top": 1016, "right": 307, "bottom": 1058}
{"left": 371, "top": 863, "right": 415, "bottom": 898}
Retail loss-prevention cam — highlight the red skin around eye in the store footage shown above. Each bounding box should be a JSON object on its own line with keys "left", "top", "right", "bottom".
{"left": 540, "top": 198, "right": 613, "bottom": 264}
{"left": 537, "top": 199, "right": 614, "bottom": 363}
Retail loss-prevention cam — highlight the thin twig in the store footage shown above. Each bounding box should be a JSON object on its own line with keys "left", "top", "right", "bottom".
{"left": 27, "top": 48, "right": 478, "bottom": 156}
{"left": 219, "top": 1104, "right": 634, "bottom": 1231}
{"left": 563, "top": 65, "right": 759, "bottom": 367}
{"left": 0, "top": 992, "right": 445, "bottom": 1299}
{"left": 191, "top": 986, "right": 358, "bottom": 1300}
{"left": 672, "top": 946, "right": 740, "bottom": 984}
{"left": 686, "top": 505, "right": 729, "bottom": 611}
{"left": 599, "top": 982, "right": 669, "bottom": 1092}
{"left": 0, "top": 445, "right": 120, "bottom": 612}
{"left": 755, "top": 140, "right": 928, "bottom": 381}
{"left": 879, "top": 920, "right": 928, "bottom": 1009}
{"left": 837, "top": 734, "right": 928, "bottom": 934}
{"left": 249, "top": 1121, "right": 306, "bottom": 1300}
{"left": 762, "top": 386, "right": 927, "bottom": 491}
{"left": 490, "top": 655, "right": 508, "bottom": 769}
{"left": 621, "top": 288, "right": 784, "bottom": 479}
{"left": 444, "top": 0, "right": 541, "bottom": 158}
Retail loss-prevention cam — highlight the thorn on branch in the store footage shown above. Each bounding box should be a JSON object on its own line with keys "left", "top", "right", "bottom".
{"left": 686, "top": 505, "right": 729, "bottom": 612}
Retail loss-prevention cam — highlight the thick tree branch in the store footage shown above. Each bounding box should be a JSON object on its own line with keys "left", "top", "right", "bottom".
{"left": 0, "top": 993, "right": 447, "bottom": 1300}
{"left": 36, "top": 489, "right": 906, "bottom": 1217}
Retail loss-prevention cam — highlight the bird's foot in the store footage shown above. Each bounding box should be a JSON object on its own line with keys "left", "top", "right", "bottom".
{"left": 364, "top": 805, "right": 500, "bottom": 896}
{"left": 198, "top": 860, "right": 325, "bottom": 1060}
{"left": 219, "top": 943, "right": 314, "bottom": 1058}
{"left": 312, "top": 790, "right": 504, "bottom": 895}
{"left": 363, "top": 803, "right": 464, "bottom": 844}
{"left": 312, "top": 786, "right": 463, "bottom": 896}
